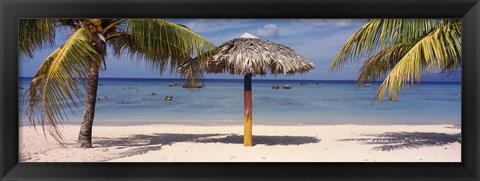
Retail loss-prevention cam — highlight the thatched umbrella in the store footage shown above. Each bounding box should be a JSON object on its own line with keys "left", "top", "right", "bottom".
{"left": 179, "top": 32, "right": 315, "bottom": 146}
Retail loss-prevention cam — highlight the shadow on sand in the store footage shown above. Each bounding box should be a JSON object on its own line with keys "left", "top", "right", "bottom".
{"left": 95, "top": 133, "right": 320, "bottom": 158}
{"left": 339, "top": 132, "right": 461, "bottom": 151}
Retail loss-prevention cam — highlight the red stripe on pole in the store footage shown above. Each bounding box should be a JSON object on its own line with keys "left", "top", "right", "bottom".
{"left": 244, "top": 91, "right": 252, "bottom": 114}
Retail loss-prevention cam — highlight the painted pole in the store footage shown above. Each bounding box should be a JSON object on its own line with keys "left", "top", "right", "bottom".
{"left": 244, "top": 73, "right": 253, "bottom": 146}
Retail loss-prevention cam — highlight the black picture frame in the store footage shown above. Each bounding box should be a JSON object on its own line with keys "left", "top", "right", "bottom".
{"left": 1, "top": 0, "right": 479, "bottom": 180}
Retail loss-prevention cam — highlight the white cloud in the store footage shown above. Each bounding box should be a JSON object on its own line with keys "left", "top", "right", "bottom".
{"left": 278, "top": 28, "right": 363, "bottom": 74}
{"left": 183, "top": 19, "right": 231, "bottom": 33}
{"left": 255, "top": 24, "right": 280, "bottom": 38}
{"left": 297, "top": 19, "right": 358, "bottom": 28}
{"left": 204, "top": 32, "right": 243, "bottom": 45}
{"left": 183, "top": 19, "right": 253, "bottom": 33}
{"left": 280, "top": 19, "right": 365, "bottom": 37}
{"left": 284, "top": 29, "right": 354, "bottom": 57}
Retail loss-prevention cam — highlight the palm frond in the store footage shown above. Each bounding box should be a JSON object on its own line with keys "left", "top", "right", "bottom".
{"left": 26, "top": 28, "right": 102, "bottom": 143}
{"left": 109, "top": 19, "right": 217, "bottom": 73}
{"left": 19, "top": 19, "right": 56, "bottom": 58}
{"left": 177, "top": 53, "right": 219, "bottom": 88}
{"left": 374, "top": 22, "right": 461, "bottom": 102}
{"left": 355, "top": 43, "right": 414, "bottom": 87}
{"left": 177, "top": 58, "right": 207, "bottom": 85}
{"left": 329, "top": 19, "right": 459, "bottom": 71}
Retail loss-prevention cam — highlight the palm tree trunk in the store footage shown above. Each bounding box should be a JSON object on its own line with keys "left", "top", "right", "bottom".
{"left": 78, "top": 64, "right": 100, "bottom": 148}
{"left": 244, "top": 73, "right": 253, "bottom": 146}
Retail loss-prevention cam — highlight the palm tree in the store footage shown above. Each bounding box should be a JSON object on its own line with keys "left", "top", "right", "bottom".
{"left": 329, "top": 19, "right": 461, "bottom": 102}
{"left": 20, "top": 19, "right": 216, "bottom": 148}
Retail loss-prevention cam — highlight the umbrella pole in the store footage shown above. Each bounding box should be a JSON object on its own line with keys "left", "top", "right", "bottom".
{"left": 244, "top": 73, "right": 253, "bottom": 146}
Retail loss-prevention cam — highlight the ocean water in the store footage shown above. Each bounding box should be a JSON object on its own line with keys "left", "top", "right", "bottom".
{"left": 18, "top": 78, "right": 461, "bottom": 126}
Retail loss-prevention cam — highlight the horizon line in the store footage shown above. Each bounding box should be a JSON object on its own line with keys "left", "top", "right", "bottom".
{"left": 19, "top": 77, "right": 461, "bottom": 83}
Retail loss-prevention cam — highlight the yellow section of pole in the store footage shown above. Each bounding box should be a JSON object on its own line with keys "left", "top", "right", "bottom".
{"left": 244, "top": 102, "right": 252, "bottom": 146}
{"left": 244, "top": 73, "right": 253, "bottom": 146}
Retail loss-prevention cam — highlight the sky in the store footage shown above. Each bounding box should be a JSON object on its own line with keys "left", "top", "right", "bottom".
{"left": 18, "top": 19, "right": 460, "bottom": 81}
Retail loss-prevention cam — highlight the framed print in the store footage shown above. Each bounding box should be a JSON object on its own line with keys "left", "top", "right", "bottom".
{"left": 1, "top": 0, "right": 479, "bottom": 180}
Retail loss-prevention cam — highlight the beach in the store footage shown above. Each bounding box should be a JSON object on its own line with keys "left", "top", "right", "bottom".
{"left": 19, "top": 124, "right": 461, "bottom": 162}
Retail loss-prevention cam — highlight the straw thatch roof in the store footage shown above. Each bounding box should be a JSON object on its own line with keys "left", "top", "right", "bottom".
{"left": 179, "top": 33, "right": 315, "bottom": 77}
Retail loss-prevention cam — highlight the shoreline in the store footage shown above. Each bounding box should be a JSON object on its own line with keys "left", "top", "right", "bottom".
{"left": 19, "top": 119, "right": 462, "bottom": 127}
{"left": 20, "top": 123, "right": 461, "bottom": 162}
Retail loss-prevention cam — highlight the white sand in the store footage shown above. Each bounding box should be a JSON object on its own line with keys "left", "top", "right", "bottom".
{"left": 19, "top": 124, "right": 461, "bottom": 162}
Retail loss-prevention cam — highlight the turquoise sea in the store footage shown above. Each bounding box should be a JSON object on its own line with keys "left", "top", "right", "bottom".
{"left": 18, "top": 78, "right": 461, "bottom": 126}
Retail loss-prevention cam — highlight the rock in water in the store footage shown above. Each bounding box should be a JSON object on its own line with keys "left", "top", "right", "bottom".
{"left": 182, "top": 82, "right": 204, "bottom": 88}
{"left": 168, "top": 83, "right": 181, "bottom": 87}
{"left": 388, "top": 96, "right": 399, "bottom": 101}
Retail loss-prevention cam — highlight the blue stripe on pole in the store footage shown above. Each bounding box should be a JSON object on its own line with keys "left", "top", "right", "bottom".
{"left": 244, "top": 73, "right": 252, "bottom": 91}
